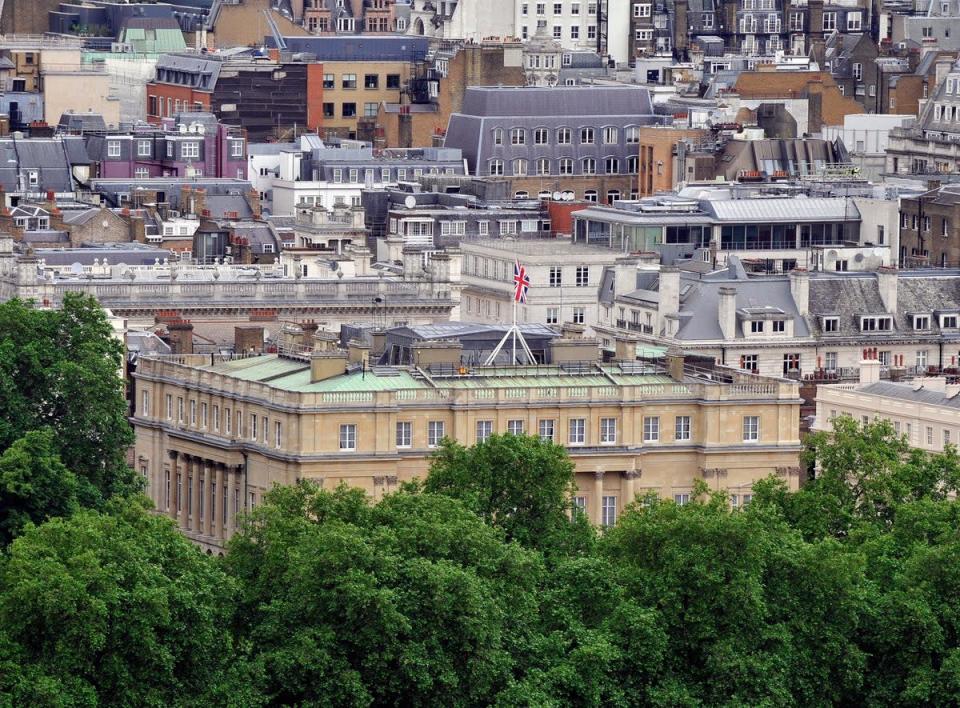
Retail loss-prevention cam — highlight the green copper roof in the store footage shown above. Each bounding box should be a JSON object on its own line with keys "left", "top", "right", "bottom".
{"left": 202, "top": 356, "right": 674, "bottom": 395}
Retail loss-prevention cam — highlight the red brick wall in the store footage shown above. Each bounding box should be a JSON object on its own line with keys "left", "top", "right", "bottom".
{"left": 306, "top": 63, "right": 325, "bottom": 132}
{"left": 146, "top": 83, "right": 212, "bottom": 123}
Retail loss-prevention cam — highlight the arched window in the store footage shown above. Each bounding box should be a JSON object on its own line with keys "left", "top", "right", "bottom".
{"left": 536, "top": 158, "right": 551, "bottom": 175}
{"left": 584, "top": 189, "right": 598, "bottom": 202}
{"left": 559, "top": 158, "right": 573, "bottom": 175}
{"left": 581, "top": 157, "right": 596, "bottom": 175}
{"left": 492, "top": 127, "right": 503, "bottom": 145}
{"left": 604, "top": 157, "right": 620, "bottom": 174}
{"left": 513, "top": 159, "right": 528, "bottom": 176}
{"left": 489, "top": 159, "right": 504, "bottom": 176}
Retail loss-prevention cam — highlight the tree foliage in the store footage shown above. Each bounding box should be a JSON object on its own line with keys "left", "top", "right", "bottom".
{"left": 0, "top": 428, "right": 79, "bottom": 546}
{"left": 0, "top": 499, "right": 241, "bottom": 706}
{"left": 424, "top": 433, "right": 592, "bottom": 553}
{"left": 6, "top": 379, "right": 960, "bottom": 705}
{"left": 0, "top": 294, "right": 137, "bottom": 505}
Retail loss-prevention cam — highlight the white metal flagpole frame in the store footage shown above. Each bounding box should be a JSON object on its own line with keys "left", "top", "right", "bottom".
{"left": 485, "top": 294, "right": 535, "bottom": 366}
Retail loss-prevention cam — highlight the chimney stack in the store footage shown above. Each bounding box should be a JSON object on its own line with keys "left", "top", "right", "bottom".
{"left": 877, "top": 267, "right": 898, "bottom": 313}
{"left": 657, "top": 266, "right": 680, "bottom": 328}
{"left": 310, "top": 349, "right": 348, "bottom": 382}
{"left": 167, "top": 320, "right": 194, "bottom": 354}
{"left": 666, "top": 345, "right": 685, "bottom": 382}
{"left": 789, "top": 268, "right": 809, "bottom": 316}
{"left": 234, "top": 325, "right": 264, "bottom": 354}
{"left": 348, "top": 339, "right": 371, "bottom": 367}
{"left": 858, "top": 359, "right": 880, "bottom": 385}
{"left": 718, "top": 286, "right": 738, "bottom": 340}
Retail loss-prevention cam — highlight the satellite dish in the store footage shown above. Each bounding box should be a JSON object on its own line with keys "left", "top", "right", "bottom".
{"left": 404, "top": 195, "right": 416, "bottom": 209}
{"left": 562, "top": 191, "right": 574, "bottom": 201}
{"left": 552, "top": 191, "right": 562, "bottom": 201}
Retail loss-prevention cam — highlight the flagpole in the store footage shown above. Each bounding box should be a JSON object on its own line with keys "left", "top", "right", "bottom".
{"left": 512, "top": 297, "right": 517, "bottom": 365}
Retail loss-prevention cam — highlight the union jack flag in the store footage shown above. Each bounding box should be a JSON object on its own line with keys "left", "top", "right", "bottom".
{"left": 513, "top": 259, "right": 530, "bottom": 304}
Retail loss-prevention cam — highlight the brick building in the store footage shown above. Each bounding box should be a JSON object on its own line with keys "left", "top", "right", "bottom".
{"left": 376, "top": 42, "right": 526, "bottom": 149}
{"left": 91, "top": 112, "right": 246, "bottom": 180}
{"left": 443, "top": 85, "right": 662, "bottom": 203}
{"left": 898, "top": 184, "right": 960, "bottom": 268}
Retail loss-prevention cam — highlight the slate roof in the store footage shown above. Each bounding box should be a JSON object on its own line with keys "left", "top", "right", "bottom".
{"left": 268, "top": 36, "right": 430, "bottom": 62}
{"left": 458, "top": 85, "right": 654, "bottom": 117}
{"left": 36, "top": 246, "right": 174, "bottom": 266}
{"left": 858, "top": 381, "right": 960, "bottom": 409}
{"left": 672, "top": 273, "right": 811, "bottom": 341}
{"left": 809, "top": 272, "right": 960, "bottom": 338}
{"left": 204, "top": 195, "right": 253, "bottom": 219}
{"left": 0, "top": 138, "right": 78, "bottom": 193}
{"left": 57, "top": 112, "right": 108, "bottom": 133}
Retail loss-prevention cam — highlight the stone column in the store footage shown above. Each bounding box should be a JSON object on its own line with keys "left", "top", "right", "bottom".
{"left": 224, "top": 466, "right": 235, "bottom": 540}
{"left": 204, "top": 462, "right": 214, "bottom": 537}
{"left": 178, "top": 454, "right": 189, "bottom": 531}
{"left": 215, "top": 464, "right": 225, "bottom": 540}
{"left": 167, "top": 452, "right": 179, "bottom": 521}
{"left": 191, "top": 459, "right": 201, "bottom": 533}
{"left": 623, "top": 468, "right": 640, "bottom": 505}
{"left": 372, "top": 476, "right": 385, "bottom": 503}
{"left": 592, "top": 470, "right": 604, "bottom": 525}
{"left": 386, "top": 475, "right": 397, "bottom": 496}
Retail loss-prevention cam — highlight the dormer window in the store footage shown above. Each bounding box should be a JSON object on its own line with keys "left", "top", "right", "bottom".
{"left": 820, "top": 316, "right": 839, "bottom": 332}
{"left": 750, "top": 320, "right": 763, "bottom": 333}
{"left": 772, "top": 320, "right": 786, "bottom": 333}
{"left": 942, "top": 314, "right": 959, "bottom": 329}
{"left": 860, "top": 315, "right": 893, "bottom": 331}
{"left": 913, "top": 314, "right": 931, "bottom": 330}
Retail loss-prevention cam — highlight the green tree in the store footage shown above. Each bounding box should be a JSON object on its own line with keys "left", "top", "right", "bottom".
{"left": 225, "top": 481, "right": 544, "bottom": 706}
{"left": 602, "top": 487, "right": 867, "bottom": 706}
{"left": 0, "top": 294, "right": 137, "bottom": 505}
{"left": 424, "top": 434, "right": 592, "bottom": 552}
{"left": 0, "top": 499, "right": 243, "bottom": 706}
{"left": 0, "top": 428, "right": 79, "bottom": 545}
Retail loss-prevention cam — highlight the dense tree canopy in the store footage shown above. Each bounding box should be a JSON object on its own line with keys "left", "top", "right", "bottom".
{"left": 3, "top": 298, "right": 960, "bottom": 708}
{"left": 0, "top": 499, "right": 241, "bottom": 706}
{"left": 0, "top": 294, "right": 137, "bottom": 505}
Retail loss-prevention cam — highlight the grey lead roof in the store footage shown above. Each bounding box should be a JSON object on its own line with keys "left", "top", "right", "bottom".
{"left": 458, "top": 85, "right": 654, "bottom": 118}
{"left": 671, "top": 274, "right": 812, "bottom": 341}
{"left": 857, "top": 381, "right": 960, "bottom": 409}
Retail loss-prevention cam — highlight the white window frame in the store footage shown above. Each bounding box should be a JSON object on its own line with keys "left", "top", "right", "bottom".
{"left": 568, "top": 418, "right": 585, "bottom": 445}
{"left": 538, "top": 419, "right": 556, "bottom": 442}
{"left": 600, "top": 417, "right": 617, "bottom": 444}
{"left": 476, "top": 420, "right": 493, "bottom": 443}
{"left": 339, "top": 423, "right": 357, "bottom": 451}
{"left": 396, "top": 421, "right": 412, "bottom": 448}
{"left": 428, "top": 420, "right": 445, "bottom": 447}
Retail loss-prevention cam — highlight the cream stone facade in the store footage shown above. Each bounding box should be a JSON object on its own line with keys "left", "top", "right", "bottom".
{"left": 815, "top": 360, "right": 960, "bottom": 453}
{"left": 133, "top": 342, "right": 802, "bottom": 552}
